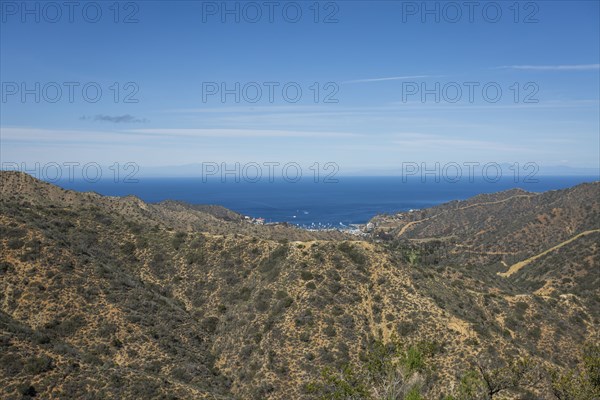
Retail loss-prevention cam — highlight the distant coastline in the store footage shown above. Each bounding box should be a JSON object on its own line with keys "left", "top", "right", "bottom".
{"left": 49, "top": 175, "right": 598, "bottom": 228}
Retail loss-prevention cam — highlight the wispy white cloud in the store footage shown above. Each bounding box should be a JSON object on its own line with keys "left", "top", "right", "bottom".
{"left": 0, "top": 127, "right": 361, "bottom": 143}
{"left": 343, "top": 75, "right": 440, "bottom": 84}
{"left": 387, "top": 99, "right": 600, "bottom": 110}
{"left": 497, "top": 64, "right": 600, "bottom": 71}
{"left": 389, "top": 133, "right": 537, "bottom": 153}
{"left": 124, "top": 128, "right": 361, "bottom": 138}
{"left": 165, "top": 105, "right": 332, "bottom": 114}
{"left": 1, "top": 127, "right": 134, "bottom": 143}
{"left": 81, "top": 114, "right": 149, "bottom": 123}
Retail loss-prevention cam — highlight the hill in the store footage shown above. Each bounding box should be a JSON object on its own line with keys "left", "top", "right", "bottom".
{"left": 1, "top": 171, "right": 598, "bottom": 399}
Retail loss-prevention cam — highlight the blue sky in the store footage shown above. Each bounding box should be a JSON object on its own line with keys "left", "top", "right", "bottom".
{"left": 1, "top": 0, "right": 599, "bottom": 175}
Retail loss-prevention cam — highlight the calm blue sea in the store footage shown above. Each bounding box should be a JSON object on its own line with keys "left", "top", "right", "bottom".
{"left": 53, "top": 176, "right": 598, "bottom": 228}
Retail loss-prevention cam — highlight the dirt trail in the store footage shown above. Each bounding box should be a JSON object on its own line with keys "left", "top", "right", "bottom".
{"left": 454, "top": 194, "right": 534, "bottom": 211}
{"left": 396, "top": 215, "right": 437, "bottom": 236}
{"left": 498, "top": 229, "right": 600, "bottom": 277}
{"left": 396, "top": 194, "right": 535, "bottom": 237}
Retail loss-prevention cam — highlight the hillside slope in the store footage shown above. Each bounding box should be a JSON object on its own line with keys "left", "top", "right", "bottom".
{"left": 1, "top": 172, "right": 598, "bottom": 399}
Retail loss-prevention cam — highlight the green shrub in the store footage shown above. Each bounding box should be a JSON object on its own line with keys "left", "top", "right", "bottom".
{"left": 254, "top": 289, "right": 273, "bottom": 312}
{"left": 323, "top": 325, "right": 336, "bottom": 337}
{"left": 456, "top": 370, "right": 482, "bottom": 400}
{"left": 401, "top": 346, "right": 425, "bottom": 374}
{"left": 7, "top": 238, "right": 24, "bottom": 249}
{"left": 405, "top": 387, "right": 424, "bottom": 400}
{"left": 0, "top": 261, "right": 14, "bottom": 274}
{"left": 305, "top": 365, "right": 369, "bottom": 399}
{"left": 301, "top": 270, "right": 314, "bottom": 281}
{"left": 397, "top": 320, "right": 416, "bottom": 336}
{"left": 202, "top": 317, "right": 219, "bottom": 333}
{"left": 23, "top": 355, "right": 54, "bottom": 375}
{"left": 171, "top": 231, "right": 187, "bottom": 249}
{"left": 338, "top": 242, "right": 366, "bottom": 266}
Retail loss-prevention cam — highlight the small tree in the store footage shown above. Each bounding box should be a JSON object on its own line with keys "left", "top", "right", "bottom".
{"left": 307, "top": 339, "right": 433, "bottom": 399}
{"left": 475, "top": 356, "right": 542, "bottom": 399}
{"left": 456, "top": 370, "right": 484, "bottom": 400}
{"left": 550, "top": 342, "right": 600, "bottom": 400}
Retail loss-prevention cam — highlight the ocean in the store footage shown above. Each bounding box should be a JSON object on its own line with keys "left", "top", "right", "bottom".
{"left": 54, "top": 176, "right": 598, "bottom": 228}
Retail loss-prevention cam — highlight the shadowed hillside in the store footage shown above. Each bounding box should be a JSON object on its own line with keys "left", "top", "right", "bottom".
{"left": 1, "top": 172, "right": 598, "bottom": 399}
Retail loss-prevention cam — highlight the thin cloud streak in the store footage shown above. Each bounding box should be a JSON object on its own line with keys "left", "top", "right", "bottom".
{"left": 498, "top": 64, "right": 600, "bottom": 71}
{"left": 80, "top": 114, "right": 149, "bottom": 123}
{"left": 0, "top": 127, "right": 363, "bottom": 143}
{"left": 167, "top": 100, "right": 599, "bottom": 119}
{"left": 125, "top": 128, "right": 362, "bottom": 138}
{"left": 165, "top": 105, "right": 332, "bottom": 114}
{"left": 391, "top": 138, "right": 535, "bottom": 153}
{"left": 343, "top": 75, "right": 440, "bottom": 84}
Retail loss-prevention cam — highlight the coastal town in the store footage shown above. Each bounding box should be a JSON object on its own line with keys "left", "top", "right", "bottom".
{"left": 241, "top": 209, "right": 415, "bottom": 237}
